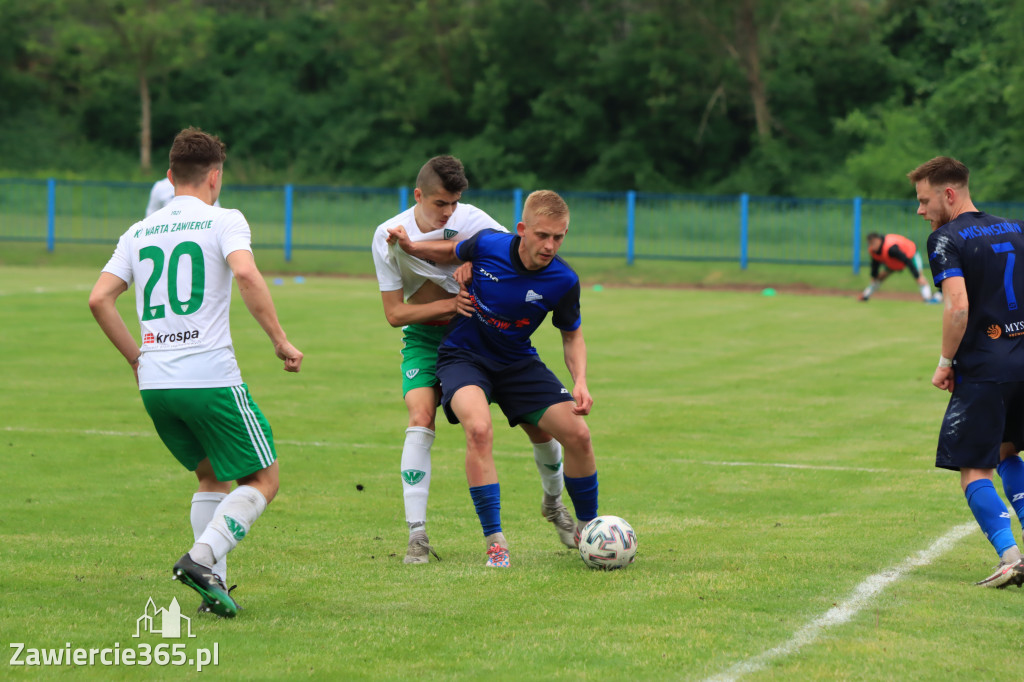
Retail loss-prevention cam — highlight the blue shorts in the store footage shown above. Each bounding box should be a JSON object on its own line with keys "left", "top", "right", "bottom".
{"left": 936, "top": 380, "right": 1024, "bottom": 471}
{"left": 436, "top": 348, "right": 575, "bottom": 426}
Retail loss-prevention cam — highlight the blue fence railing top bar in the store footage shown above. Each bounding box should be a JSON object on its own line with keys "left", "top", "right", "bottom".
{"left": 4, "top": 177, "right": 1024, "bottom": 271}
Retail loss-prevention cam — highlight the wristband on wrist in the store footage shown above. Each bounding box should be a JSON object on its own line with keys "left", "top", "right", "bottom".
{"left": 938, "top": 355, "right": 953, "bottom": 368}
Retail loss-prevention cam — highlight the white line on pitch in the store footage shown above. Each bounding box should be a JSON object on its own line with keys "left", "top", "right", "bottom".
{"left": 667, "top": 458, "right": 930, "bottom": 475}
{"left": 704, "top": 521, "right": 976, "bottom": 682}
{"left": 0, "top": 285, "right": 92, "bottom": 297}
{"left": 0, "top": 425, "right": 373, "bottom": 449}
{"left": 1, "top": 426, "right": 940, "bottom": 473}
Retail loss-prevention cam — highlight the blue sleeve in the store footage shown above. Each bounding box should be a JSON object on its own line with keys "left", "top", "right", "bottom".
{"left": 455, "top": 229, "right": 493, "bottom": 261}
{"left": 928, "top": 230, "right": 963, "bottom": 285}
{"left": 551, "top": 280, "right": 582, "bottom": 331}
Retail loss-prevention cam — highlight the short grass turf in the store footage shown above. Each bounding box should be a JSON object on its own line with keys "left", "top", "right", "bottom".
{"left": 0, "top": 264, "right": 1017, "bottom": 681}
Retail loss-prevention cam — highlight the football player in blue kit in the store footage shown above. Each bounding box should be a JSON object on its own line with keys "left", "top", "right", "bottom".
{"left": 914, "top": 156, "right": 1024, "bottom": 587}
{"left": 387, "top": 190, "right": 599, "bottom": 567}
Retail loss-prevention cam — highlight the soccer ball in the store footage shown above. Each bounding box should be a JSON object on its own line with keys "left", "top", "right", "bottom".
{"left": 578, "top": 515, "right": 637, "bottom": 570}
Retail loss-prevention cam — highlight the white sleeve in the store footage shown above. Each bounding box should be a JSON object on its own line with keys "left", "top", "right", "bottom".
{"left": 145, "top": 187, "right": 162, "bottom": 217}
{"left": 457, "top": 204, "right": 506, "bottom": 238}
{"left": 218, "top": 210, "right": 252, "bottom": 258}
{"left": 145, "top": 180, "right": 172, "bottom": 217}
{"left": 371, "top": 227, "right": 404, "bottom": 291}
{"left": 101, "top": 230, "right": 135, "bottom": 285}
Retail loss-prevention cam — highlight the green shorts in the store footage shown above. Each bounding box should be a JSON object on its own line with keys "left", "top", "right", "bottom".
{"left": 140, "top": 384, "right": 276, "bottom": 482}
{"left": 400, "top": 324, "right": 447, "bottom": 396}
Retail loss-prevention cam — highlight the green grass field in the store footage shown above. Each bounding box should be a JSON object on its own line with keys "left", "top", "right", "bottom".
{"left": 1, "top": 263, "right": 1015, "bottom": 680}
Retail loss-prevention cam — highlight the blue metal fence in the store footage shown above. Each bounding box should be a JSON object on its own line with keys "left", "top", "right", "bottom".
{"left": 5, "top": 178, "right": 1024, "bottom": 271}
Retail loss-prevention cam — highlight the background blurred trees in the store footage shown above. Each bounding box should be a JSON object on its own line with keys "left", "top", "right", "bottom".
{"left": 2, "top": 0, "right": 1021, "bottom": 199}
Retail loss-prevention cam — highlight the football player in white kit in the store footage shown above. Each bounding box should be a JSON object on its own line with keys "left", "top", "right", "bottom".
{"left": 371, "top": 155, "right": 575, "bottom": 564}
{"left": 90, "top": 127, "right": 303, "bottom": 617}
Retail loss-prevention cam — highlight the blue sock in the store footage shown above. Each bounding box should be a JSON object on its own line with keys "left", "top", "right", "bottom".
{"left": 965, "top": 479, "right": 1016, "bottom": 557}
{"left": 469, "top": 483, "right": 502, "bottom": 537}
{"left": 564, "top": 472, "right": 599, "bottom": 523}
{"left": 998, "top": 455, "right": 1024, "bottom": 523}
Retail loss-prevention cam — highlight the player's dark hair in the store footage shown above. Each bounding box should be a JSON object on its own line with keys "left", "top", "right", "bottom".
{"left": 908, "top": 156, "right": 969, "bottom": 187}
{"left": 416, "top": 155, "right": 468, "bottom": 195}
{"left": 866, "top": 232, "right": 883, "bottom": 242}
{"left": 169, "top": 127, "right": 227, "bottom": 186}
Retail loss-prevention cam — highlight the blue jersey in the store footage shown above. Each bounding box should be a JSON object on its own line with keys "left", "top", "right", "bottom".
{"left": 442, "top": 229, "right": 581, "bottom": 363}
{"left": 928, "top": 211, "right": 1024, "bottom": 381}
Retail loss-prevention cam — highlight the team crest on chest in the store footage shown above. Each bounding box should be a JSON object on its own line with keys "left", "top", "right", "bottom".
{"left": 444, "top": 228, "right": 458, "bottom": 240}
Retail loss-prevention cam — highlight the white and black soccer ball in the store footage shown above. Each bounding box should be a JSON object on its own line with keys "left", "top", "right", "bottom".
{"left": 578, "top": 515, "right": 637, "bottom": 570}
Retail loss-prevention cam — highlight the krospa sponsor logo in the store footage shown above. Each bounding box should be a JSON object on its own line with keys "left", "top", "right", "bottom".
{"left": 142, "top": 330, "right": 201, "bottom": 346}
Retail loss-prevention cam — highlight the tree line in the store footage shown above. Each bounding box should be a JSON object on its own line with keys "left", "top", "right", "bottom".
{"left": 3, "top": 0, "right": 1023, "bottom": 200}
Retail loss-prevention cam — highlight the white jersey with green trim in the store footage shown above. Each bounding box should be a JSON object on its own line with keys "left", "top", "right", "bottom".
{"left": 371, "top": 202, "right": 506, "bottom": 298}
{"left": 103, "top": 195, "right": 249, "bottom": 390}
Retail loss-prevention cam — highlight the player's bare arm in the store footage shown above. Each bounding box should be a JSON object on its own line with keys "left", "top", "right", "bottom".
{"left": 932, "top": 276, "right": 968, "bottom": 393}
{"left": 88, "top": 272, "right": 142, "bottom": 382}
{"left": 380, "top": 287, "right": 457, "bottom": 327}
{"left": 226, "top": 250, "right": 304, "bottom": 373}
{"left": 561, "top": 327, "right": 592, "bottom": 415}
{"left": 386, "top": 224, "right": 461, "bottom": 264}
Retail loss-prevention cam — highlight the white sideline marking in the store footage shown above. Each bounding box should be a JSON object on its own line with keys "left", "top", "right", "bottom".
{"left": 1, "top": 427, "right": 939, "bottom": 473}
{"left": 0, "top": 425, "right": 371, "bottom": 449}
{"left": 704, "top": 522, "right": 977, "bottom": 682}
{"left": 669, "top": 458, "right": 935, "bottom": 475}
{"left": 0, "top": 285, "right": 92, "bottom": 297}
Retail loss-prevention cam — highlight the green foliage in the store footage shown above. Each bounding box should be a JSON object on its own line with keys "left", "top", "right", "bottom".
{"left": 3, "top": 0, "right": 1024, "bottom": 197}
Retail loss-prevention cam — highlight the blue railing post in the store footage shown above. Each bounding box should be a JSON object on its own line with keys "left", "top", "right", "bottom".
{"left": 852, "top": 196, "right": 862, "bottom": 274}
{"left": 626, "top": 190, "right": 636, "bottom": 265}
{"left": 284, "top": 184, "right": 293, "bottom": 262}
{"left": 513, "top": 188, "right": 523, "bottom": 226}
{"left": 399, "top": 186, "right": 409, "bottom": 212}
{"left": 739, "top": 193, "right": 749, "bottom": 270}
{"left": 47, "top": 178, "right": 56, "bottom": 252}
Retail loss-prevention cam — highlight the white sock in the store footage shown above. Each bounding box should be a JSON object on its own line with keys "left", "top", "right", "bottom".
{"left": 191, "top": 492, "right": 228, "bottom": 581}
{"left": 195, "top": 485, "right": 268, "bottom": 564}
{"left": 920, "top": 283, "right": 932, "bottom": 301}
{"left": 533, "top": 439, "right": 564, "bottom": 497}
{"left": 402, "top": 427, "right": 434, "bottom": 537}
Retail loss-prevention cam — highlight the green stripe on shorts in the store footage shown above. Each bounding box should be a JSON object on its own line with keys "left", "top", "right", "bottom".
{"left": 140, "top": 384, "right": 276, "bottom": 482}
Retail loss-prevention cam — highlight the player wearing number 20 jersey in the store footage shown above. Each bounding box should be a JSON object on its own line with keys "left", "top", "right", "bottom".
{"left": 103, "top": 197, "right": 250, "bottom": 390}
{"left": 927, "top": 212, "right": 1024, "bottom": 382}
{"left": 91, "top": 127, "right": 303, "bottom": 615}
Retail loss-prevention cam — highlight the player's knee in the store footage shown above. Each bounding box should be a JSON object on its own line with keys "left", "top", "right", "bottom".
{"left": 462, "top": 421, "right": 493, "bottom": 451}
{"left": 238, "top": 464, "right": 279, "bottom": 503}
{"left": 559, "top": 418, "right": 591, "bottom": 452}
{"left": 407, "top": 408, "right": 436, "bottom": 429}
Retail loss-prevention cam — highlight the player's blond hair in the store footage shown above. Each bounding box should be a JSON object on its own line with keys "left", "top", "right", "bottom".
{"left": 523, "top": 190, "right": 569, "bottom": 226}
